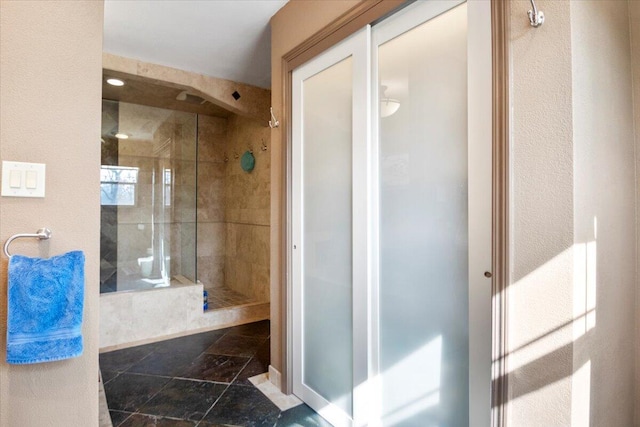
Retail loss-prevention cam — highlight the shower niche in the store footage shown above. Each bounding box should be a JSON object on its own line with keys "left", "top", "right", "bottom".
{"left": 99, "top": 73, "right": 270, "bottom": 349}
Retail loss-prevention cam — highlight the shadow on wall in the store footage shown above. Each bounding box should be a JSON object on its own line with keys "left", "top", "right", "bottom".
{"left": 491, "top": 0, "right": 638, "bottom": 424}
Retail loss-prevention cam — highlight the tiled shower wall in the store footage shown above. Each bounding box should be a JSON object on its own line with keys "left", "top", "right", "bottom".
{"left": 197, "top": 114, "right": 270, "bottom": 302}
{"left": 197, "top": 115, "right": 227, "bottom": 287}
{"left": 223, "top": 114, "right": 271, "bottom": 302}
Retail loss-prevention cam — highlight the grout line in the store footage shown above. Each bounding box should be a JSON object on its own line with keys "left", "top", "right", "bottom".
{"left": 134, "top": 411, "right": 190, "bottom": 421}
{"left": 129, "top": 375, "right": 174, "bottom": 415}
{"left": 197, "top": 382, "right": 232, "bottom": 425}
{"left": 101, "top": 371, "right": 121, "bottom": 386}
{"left": 224, "top": 221, "right": 270, "bottom": 227}
{"left": 113, "top": 411, "right": 133, "bottom": 427}
{"left": 171, "top": 376, "right": 231, "bottom": 385}
{"left": 118, "top": 371, "right": 174, "bottom": 380}
{"left": 121, "top": 350, "right": 156, "bottom": 373}
{"left": 229, "top": 353, "right": 255, "bottom": 386}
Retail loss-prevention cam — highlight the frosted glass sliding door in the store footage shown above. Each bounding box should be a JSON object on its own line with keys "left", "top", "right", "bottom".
{"left": 292, "top": 28, "right": 370, "bottom": 427}
{"left": 375, "top": 2, "right": 471, "bottom": 425}
{"left": 290, "top": 1, "right": 492, "bottom": 425}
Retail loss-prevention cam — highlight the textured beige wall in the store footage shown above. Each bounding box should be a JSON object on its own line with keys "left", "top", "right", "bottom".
{"left": 0, "top": 1, "right": 103, "bottom": 426}
{"left": 270, "top": 0, "right": 360, "bottom": 384}
{"left": 508, "top": 2, "right": 575, "bottom": 424}
{"left": 570, "top": 1, "right": 636, "bottom": 426}
{"left": 509, "top": 0, "right": 637, "bottom": 425}
{"left": 630, "top": 0, "right": 640, "bottom": 424}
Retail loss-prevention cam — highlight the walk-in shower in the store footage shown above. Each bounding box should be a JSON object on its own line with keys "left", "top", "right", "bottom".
{"left": 99, "top": 71, "right": 270, "bottom": 349}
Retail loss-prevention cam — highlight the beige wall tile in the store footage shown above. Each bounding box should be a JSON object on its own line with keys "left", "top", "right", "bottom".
{"left": 197, "top": 223, "right": 226, "bottom": 257}
{"left": 198, "top": 255, "right": 225, "bottom": 286}
{"left": 195, "top": 112, "right": 270, "bottom": 301}
{"left": 197, "top": 114, "right": 228, "bottom": 286}
{"left": 250, "top": 264, "right": 270, "bottom": 302}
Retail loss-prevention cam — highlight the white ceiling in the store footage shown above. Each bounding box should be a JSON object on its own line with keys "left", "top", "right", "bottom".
{"left": 103, "top": 0, "right": 288, "bottom": 89}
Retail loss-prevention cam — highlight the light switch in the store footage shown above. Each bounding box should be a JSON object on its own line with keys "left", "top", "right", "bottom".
{"left": 25, "top": 170, "right": 37, "bottom": 189}
{"left": 9, "top": 170, "right": 21, "bottom": 188}
{"left": 1, "top": 161, "right": 46, "bottom": 197}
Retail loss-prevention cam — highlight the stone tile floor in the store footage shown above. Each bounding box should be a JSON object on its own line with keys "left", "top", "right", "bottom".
{"left": 101, "top": 320, "right": 333, "bottom": 427}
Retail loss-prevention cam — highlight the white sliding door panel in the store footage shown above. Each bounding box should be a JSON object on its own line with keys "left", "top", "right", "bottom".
{"left": 292, "top": 27, "right": 370, "bottom": 427}
{"left": 374, "top": 2, "right": 470, "bottom": 426}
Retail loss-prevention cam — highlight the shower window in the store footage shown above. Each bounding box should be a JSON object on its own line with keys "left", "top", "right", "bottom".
{"left": 100, "top": 165, "right": 139, "bottom": 206}
{"left": 100, "top": 100, "right": 197, "bottom": 293}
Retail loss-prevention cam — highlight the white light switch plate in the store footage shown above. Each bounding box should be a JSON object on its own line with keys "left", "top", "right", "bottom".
{"left": 1, "top": 161, "right": 46, "bottom": 197}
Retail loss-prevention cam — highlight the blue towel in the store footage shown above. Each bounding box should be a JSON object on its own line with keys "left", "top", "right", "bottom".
{"left": 6, "top": 251, "right": 85, "bottom": 364}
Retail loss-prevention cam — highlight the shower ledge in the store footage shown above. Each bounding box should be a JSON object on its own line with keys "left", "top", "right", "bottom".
{"left": 99, "top": 282, "right": 269, "bottom": 352}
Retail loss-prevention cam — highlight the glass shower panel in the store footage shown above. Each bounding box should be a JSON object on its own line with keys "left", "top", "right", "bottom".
{"left": 302, "top": 57, "right": 354, "bottom": 416}
{"left": 377, "top": 3, "right": 469, "bottom": 425}
{"left": 100, "top": 100, "right": 197, "bottom": 293}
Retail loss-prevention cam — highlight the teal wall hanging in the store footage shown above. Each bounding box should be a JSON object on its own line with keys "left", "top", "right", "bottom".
{"left": 241, "top": 150, "right": 255, "bottom": 172}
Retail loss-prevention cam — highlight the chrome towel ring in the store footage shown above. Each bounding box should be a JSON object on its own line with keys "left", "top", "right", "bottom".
{"left": 3, "top": 228, "right": 52, "bottom": 258}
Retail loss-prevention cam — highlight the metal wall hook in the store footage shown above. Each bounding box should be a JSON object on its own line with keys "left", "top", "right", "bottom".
{"left": 261, "top": 139, "right": 268, "bottom": 151}
{"left": 234, "top": 152, "right": 239, "bottom": 160}
{"left": 223, "top": 153, "right": 229, "bottom": 163}
{"left": 268, "top": 107, "right": 280, "bottom": 129}
{"left": 4, "top": 228, "right": 52, "bottom": 258}
{"left": 528, "top": 0, "right": 544, "bottom": 27}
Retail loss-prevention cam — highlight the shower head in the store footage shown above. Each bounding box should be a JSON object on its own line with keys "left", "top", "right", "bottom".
{"left": 176, "top": 90, "right": 208, "bottom": 105}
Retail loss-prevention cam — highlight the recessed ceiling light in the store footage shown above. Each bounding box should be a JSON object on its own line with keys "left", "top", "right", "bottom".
{"left": 106, "top": 78, "right": 125, "bottom": 87}
{"left": 114, "top": 133, "right": 129, "bottom": 139}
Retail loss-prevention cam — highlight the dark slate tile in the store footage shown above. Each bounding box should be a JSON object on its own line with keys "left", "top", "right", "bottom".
{"left": 104, "top": 373, "right": 170, "bottom": 412}
{"left": 204, "top": 334, "right": 266, "bottom": 358}
{"left": 152, "top": 330, "right": 226, "bottom": 356}
{"left": 100, "top": 344, "right": 156, "bottom": 372}
{"left": 202, "top": 384, "right": 280, "bottom": 427}
{"left": 127, "top": 350, "right": 198, "bottom": 377}
{"left": 276, "top": 404, "right": 334, "bottom": 427}
{"left": 101, "top": 369, "right": 120, "bottom": 384}
{"left": 226, "top": 320, "right": 270, "bottom": 338}
{"left": 109, "top": 410, "right": 133, "bottom": 427}
{"left": 254, "top": 339, "right": 270, "bottom": 366}
{"left": 118, "top": 413, "right": 196, "bottom": 427}
{"left": 196, "top": 422, "right": 243, "bottom": 427}
{"left": 180, "top": 354, "right": 249, "bottom": 383}
{"left": 233, "top": 356, "right": 269, "bottom": 386}
{"left": 138, "top": 378, "right": 227, "bottom": 421}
